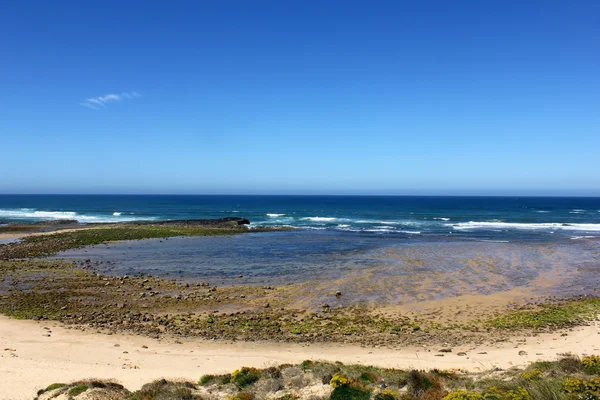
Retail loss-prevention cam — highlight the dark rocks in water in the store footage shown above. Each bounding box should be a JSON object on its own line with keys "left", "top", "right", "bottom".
{"left": 128, "top": 217, "right": 250, "bottom": 226}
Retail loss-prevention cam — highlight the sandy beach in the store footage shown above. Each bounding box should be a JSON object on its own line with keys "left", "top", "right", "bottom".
{"left": 1, "top": 315, "right": 599, "bottom": 399}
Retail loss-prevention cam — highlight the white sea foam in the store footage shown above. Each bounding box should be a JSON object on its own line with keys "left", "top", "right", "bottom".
{"left": 301, "top": 217, "right": 337, "bottom": 222}
{"left": 267, "top": 213, "right": 285, "bottom": 217}
{"left": 355, "top": 220, "right": 404, "bottom": 225}
{"left": 571, "top": 236, "right": 598, "bottom": 240}
{"left": 569, "top": 211, "right": 584, "bottom": 214}
{"left": 433, "top": 217, "right": 450, "bottom": 221}
{"left": 0, "top": 208, "right": 155, "bottom": 223}
{"left": 113, "top": 212, "right": 122, "bottom": 216}
{"left": 447, "top": 221, "right": 600, "bottom": 232}
{"left": 535, "top": 210, "right": 550, "bottom": 213}
{"left": 337, "top": 224, "right": 350, "bottom": 228}
{"left": 402, "top": 230, "right": 422, "bottom": 234}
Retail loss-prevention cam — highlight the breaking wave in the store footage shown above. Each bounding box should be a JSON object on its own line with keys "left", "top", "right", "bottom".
{"left": 0, "top": 208, "right": 155, "bottom": 223}
{"left": 448, "top": 221, "right": 600, "bottom": 232}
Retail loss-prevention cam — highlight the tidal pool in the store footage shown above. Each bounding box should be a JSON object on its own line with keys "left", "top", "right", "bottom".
{"left": 56, "top": 231, "right": 600, "bottom": 305}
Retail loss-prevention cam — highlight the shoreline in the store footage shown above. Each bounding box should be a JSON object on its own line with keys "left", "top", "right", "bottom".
{"left": 2, "top": 315, "right": 599, "bottom": 399}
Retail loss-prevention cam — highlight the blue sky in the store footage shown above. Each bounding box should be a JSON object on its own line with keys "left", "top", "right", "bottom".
{"left": 1, "top": 1, "right": 599, "bottom": 195}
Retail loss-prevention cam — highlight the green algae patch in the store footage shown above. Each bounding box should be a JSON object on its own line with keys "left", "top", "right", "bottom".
{"left": 0, "top": 225, "right": 248, "bottom": 259}
{"left": 486, "top": 297, "right": 600, "bottom": 329}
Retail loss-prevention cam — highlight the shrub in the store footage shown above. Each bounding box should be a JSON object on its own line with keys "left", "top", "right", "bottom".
{"left": 557, "top": 354, "right": 582, "bottom": 373}
{"left": 68, "top": 384, "right": 88, "bottom": 397}
{"left": 360, "top": 371, "right": 380, "bottom": 384}
{"left": 330, "top": 373, "right": 352, "bottom": 388}
{"left": 199, "top": 374, "right": 214, "bottom": 385}
{"left": 329, "top": 384, "right": 371, "bottom": 400}
{"left": 586, "top": 377, "right": 600, "bottom": 392}
{"left": 407, "top": 370, "right": 435, "bottom": 397}
{"left": 374, "top": 389, "right": 398, "bottom": 400}
{"left": 45, "top": 383, "right": 66, "bottom": 392}
{"left": 564, "top": 378, "right": 585, "bottom": 393}
{"left": 583, "top": 355, "right": 600, "bottom": 374}
{"left": 443, "top": 391, "right": 484, "bottom": 400}
{"left": 301, "top": 360, "right": 313, "bottom": 371}
{"left": 231, "top": 367, "right": 261, "bottom": 389}
{"left": 484, "top": 386, "right": 530, "bottom": 400}
{"left": 519, "top": 369, "right": 542, "bottom": 382}
{"left": 228, "top": 393, "right": 254, "bottom": 400}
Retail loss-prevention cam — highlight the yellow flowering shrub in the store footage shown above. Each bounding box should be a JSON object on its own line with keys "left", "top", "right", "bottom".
{"left": 329, "top": 373, "right": 351, "bottom": 388}
{"left": 585, "top": 377, "right": 600, "bottom": 392}
{"left": 582, "top": 355, "right": 600, "bottom": 374}
{"left": 483, "top": 386, "right": 530, "bottom": 400}
{"left": 519, "top": 369, "right": 542, "bottom": 382}
{"left": 563, "top": 378, "right": 585, "bottom": 393}
{"left": 443, "top": 390, "right": 484, "bottom": 400}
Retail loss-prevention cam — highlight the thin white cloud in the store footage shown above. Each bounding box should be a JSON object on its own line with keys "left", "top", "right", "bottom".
{"left": 81, "top": 91, "right": 141, "bottom": 109}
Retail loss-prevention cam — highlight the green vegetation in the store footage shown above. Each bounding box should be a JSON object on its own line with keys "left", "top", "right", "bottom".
{"left": 230, "top": 367, "right": 261, "bottom": 389}
{"left": 487, "top": 298, "right": 600, "bottom": 329}
{"left": 44, "top": 383, "right": 66, "bottom": 391}
{"left": 199, "top": 374, "right": 215, "bottom": 385}
{"left": 0, "top": 225, "right": 249, "bottom": 259}
{"left": 67, "top": 385, "right": 88, "bottom": 397}
{"left": 32, "top": 355, "right": 600, "bottom": 399}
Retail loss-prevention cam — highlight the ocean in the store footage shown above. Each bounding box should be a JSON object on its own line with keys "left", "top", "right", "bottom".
{"left": 3, "top": 195, "right": 600, "bottom": 300}
{"left": 1, "top": 194, "right": 600, "bottom": 242}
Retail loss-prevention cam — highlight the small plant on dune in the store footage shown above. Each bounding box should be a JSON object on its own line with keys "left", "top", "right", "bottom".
{"left": 274, "top": 395, "right": 299, "bottom": 400}
{"left": 485, "top": 386, "right": 530, "bottom": 400}
{"left": 199, "top": 374, "right": 214, "bottom": 385}
{"left": 360, "top": 371, "right": 380, "bottom": 384}
{"left": 230, "top": 367, "right": 261, "bottom": 389}
{"left": 228, "top": 392, "right": 254, "bottom": 400}
{"left": 329, "top": 373, "right": 371, "bottom": 400}
{"left": 443, "top": 391, "right": 484, "bottom": 400}
{"left": 374, "top": 389, "right": 398, "bottom": 400}
{"left": 406, "top": 369, "right": 436, "bottom": 397}
{"left": 68, "top": 384, "right": 89, "bottom": 398}
{"left": 330, "top": 373, "right": 352, "bottom": 388}
{"left": 564, "top": 378, "right": 585, "bottom": 393}
{"left": 582, "top": 355, "right": 600, "bottom": 374}
{"left": 45, "top": 383, "right": 67, "bottom": 391}
{"left": 519, "top": 369, "right": 542, "bottom": 382}
{"left": 301, "top": 360, "right": 314, "bottom": 371}
{"left": 557, "top": 353, "right": 583, "bottom": 373}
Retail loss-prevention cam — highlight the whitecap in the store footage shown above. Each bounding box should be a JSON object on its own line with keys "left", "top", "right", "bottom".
{"left": 113, "top": 212, "right": 122, "bottom": 216}
{"left": 447, "top": 221, "right": 600, "bottom": 232}
{"left": 433, "top": 217, "right": 450, "bottom": 221}
{"left": 300, "top": 217, "right": 337, "bottom": 222}
{"left": 0, "top": 208, "right": 157, "bottom": 223}
{"left": 267, "top": 213, "right": 285, "bottom": 217}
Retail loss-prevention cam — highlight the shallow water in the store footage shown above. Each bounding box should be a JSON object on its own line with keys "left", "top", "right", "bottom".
{"left": 56, "top": 231, "right": 600, "bottom": 305}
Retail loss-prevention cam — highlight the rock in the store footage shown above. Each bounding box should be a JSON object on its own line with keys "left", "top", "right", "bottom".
{"left": 335, "top": 291, "right": 342, "bottom": 296}
{"left": 518, "top": 350, "right": 528, "bottom": 356}
{"left": 457, "top": 352, "right": 467, "bottom": 356}
{"left": 439, "top": 348, "right": 452, "bottom": 353}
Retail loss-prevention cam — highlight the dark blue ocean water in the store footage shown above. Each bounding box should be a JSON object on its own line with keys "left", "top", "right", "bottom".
{"left": 1, "top": 195, "right": 600, "bottom": 241}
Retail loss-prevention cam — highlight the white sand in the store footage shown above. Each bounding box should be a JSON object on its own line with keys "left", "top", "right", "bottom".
{"left": 1, "top": 315, "right": 598, "bottom": 400}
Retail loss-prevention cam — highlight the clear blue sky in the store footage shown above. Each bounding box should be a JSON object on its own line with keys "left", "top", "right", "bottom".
{"left": 1, "top": 1, "right": 599, "bottom": 195}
